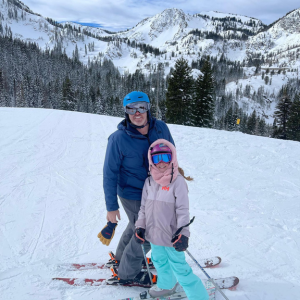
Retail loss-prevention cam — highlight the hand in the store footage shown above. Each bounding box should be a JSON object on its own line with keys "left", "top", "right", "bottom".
{"left": 134, "top": 228, "right": 145, "bottom": 244}
{"left": 171, "top": 234, "right": 189, "bottom": 252}
{"left": 98, "top": 222, "right": 118, "bottom": 246}
{"left": 106, "top": 210, "right": 121, "bottom": 223}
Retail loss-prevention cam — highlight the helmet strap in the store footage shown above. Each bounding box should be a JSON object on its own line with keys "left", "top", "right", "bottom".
{"left": 170, "top": 163, "right": 174, "bottom": 183}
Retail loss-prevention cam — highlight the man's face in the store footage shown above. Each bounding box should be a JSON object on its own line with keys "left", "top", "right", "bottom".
{"left": 128, "top": 110, "right": 148, "bottom": 127}
{"left": 126, "top": 101, "right": 149, "bottom": 127}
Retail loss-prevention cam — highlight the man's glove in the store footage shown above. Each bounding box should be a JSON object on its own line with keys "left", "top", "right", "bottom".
{"left": 97, "top": 222, "right": 117, "bottom": 246}
{"left": 134, "top": 228, "right": 145, "bottom": 244}
{"left": 171, "top": 234, "right": 189, "bottom": 252}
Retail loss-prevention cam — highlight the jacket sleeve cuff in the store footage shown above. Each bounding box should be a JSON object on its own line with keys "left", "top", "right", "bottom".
{"left": 135, "top": 219, "right": 146, "bottom": 229}
{"left": 106, "top": 201, "right": 119, "bottom": 211}
{"left": 180, "top": 228, "right": 190, "bottom": 238}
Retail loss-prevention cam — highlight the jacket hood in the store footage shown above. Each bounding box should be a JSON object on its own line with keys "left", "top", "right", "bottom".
{"left": 148, "top": 139, "right": 178, "bottom": 186}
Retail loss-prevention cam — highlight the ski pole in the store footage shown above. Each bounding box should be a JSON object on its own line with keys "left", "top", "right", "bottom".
{"left": 172, "top": 218, "right": 230, "bottom": 300}
{"left": 185, "top": 249, "right": 230, "bottom": 300}
{"left": 141, "top": 244, "right": 153, "bottom": 286}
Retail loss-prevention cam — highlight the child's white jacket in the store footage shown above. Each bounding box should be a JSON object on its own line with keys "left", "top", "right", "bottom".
{"left": 135, "top": 174, "right": 190, "bottom": 247}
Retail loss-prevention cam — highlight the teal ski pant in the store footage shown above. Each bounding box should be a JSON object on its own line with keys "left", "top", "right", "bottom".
{"left": 151, "top": 243, "right": 209, "bottom": 300}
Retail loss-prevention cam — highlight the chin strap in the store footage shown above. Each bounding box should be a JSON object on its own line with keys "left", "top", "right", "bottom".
{"left": 170, "top": 163, "right": 174, "bottom": 183}
{"left": 125, "top": 112, "right": 150, "bottom": 129}
{"left": 148, "top": 166, "right": 152, "bottom": 186}
{"left": 129, "top": 120, "right": 150, "bottom": 129}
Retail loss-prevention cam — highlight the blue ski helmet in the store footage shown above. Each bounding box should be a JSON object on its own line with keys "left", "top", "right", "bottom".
{"left": 123, "top": 91, "right": 150, "bottom": 107}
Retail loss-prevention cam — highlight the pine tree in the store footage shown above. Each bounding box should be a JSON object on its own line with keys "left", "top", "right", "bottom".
{"left": 274, "top": 94, "right": 292, "bottom": 139}
{"left": 61, "top": 76, "right": 75, "bottom": 111}
{"left": 257, "top": 117, "right": 266, "bottom": 136}
{"left": 286, "top": 94, "right": 300, "bottom": 141}
{"left": 166, "top": 58, "right": 194, "bottom": 125}
{"left": 191, "top": 58, "right": 215, "bottom": 127}
{"left": 247, "top": 110, "right": 257, "bottom": 135}
{"left": 224, "top": 106, "right": 234, "bottom": 131}
{"left": 239, "top": 112, "right": 248, "bottom": 133}
{"left": 0, "top": 70, "right": 5, "bottom": 107}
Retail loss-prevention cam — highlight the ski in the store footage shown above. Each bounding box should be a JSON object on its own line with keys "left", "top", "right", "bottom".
{"left": 53, "top": 277, "right": 150, "bottom": 287}
{"left": 58, "top": 262, "right": 155, "bottom": 271}
{"left": 120, "top": 281, "right": 216, "bottom": 300}
{"left": 58, "top": 256, "right": 221, "bottom": 271}
{"left": 53, "top": 278, "right": 106, "bottom": 286}
{"left": 116, "top": 291, "right": 188, "bottom": 300}
{"left": 52, "top": 275, "right": 238, "bottom": 290}
{"left": 212, "top": 276, "right": 239, "bottom": 290}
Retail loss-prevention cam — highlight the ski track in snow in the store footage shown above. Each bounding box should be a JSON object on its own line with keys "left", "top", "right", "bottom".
{"left": 0, "top": 108, "right": 300, "bottom": 300}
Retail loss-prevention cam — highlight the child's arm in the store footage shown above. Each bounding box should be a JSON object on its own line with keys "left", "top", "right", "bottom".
{"left": 174, "top": 176, "right": 190, "bottom": 237}
{"left": 135, "top": 179, "right": 149, "bottom": 229}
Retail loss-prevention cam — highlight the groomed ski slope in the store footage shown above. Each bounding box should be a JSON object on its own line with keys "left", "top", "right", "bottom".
{"left": 0, "top": 107, "right": 300, "bottom": 300}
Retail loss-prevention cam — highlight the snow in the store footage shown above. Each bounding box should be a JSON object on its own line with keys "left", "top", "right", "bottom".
{"left": 1, "top": 107, "right": 300, "bottom": 300}
{"left": 225, "top": 70, "right": 300, "bottom": 123}
{"left": 199, "top": 11, "right": 260, "bottom": 24}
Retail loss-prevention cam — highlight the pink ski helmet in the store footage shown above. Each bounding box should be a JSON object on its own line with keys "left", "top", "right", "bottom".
{"left": 150, "top": 143, "right": 172, "bottom": 164}
{"left": 151, "top": 143, "right": 172, "bottom": 155}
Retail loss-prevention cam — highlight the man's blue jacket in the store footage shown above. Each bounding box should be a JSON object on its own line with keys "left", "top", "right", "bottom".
{"left": 103, "top": 117, "right": 174, "bottom": 211}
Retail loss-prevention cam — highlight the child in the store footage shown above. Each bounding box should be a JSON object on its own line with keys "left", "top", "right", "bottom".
{"left": 135, "top": 139, "right": 209, "bottom": 300}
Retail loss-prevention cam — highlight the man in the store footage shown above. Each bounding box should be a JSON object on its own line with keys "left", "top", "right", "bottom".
{"left": 101, "top": 91, "right": 174, "bottom": 285}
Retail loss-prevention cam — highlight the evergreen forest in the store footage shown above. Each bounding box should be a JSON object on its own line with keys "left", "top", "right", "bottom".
{"left": 0, "top": 34, "right": 300, "bottom": 142}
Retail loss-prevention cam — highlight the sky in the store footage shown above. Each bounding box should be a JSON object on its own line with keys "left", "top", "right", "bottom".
{"left": 21, "top": 0, "right": 300, "bottom": 32}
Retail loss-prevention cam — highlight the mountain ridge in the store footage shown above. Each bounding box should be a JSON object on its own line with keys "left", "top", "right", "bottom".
{"left": 1, "top": 0, "right": 300, "bottom": 123}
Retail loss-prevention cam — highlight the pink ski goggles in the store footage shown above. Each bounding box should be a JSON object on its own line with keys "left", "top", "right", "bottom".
{"left": 151, "top": 153, "right": 172, "bottom": 164}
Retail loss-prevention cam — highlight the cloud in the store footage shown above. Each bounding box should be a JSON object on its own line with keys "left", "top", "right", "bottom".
{"left": 22, "top": 0, "right": 300, "bottom": 31}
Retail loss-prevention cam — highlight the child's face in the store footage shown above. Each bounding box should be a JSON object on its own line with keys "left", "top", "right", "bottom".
{"left": 155, "top": 161, "right": 170, "bottom": 172}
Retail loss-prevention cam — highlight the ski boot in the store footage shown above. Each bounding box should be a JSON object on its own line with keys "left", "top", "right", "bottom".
{"left": 148, "top": 282, "right": 179, "bottom": 298}
{"left": 142, "top": 257, "right": 155, "bottom": 270}
{"left": 135, "top": 269, "right": 157, "bottom": 286}
{"left": 105, "top": 251, "right": 155, "bottom": 270}
{"left": 106, "top": 266, "right": 157, "bottom": 287}
{"left": 106, "top": 266, "right": 133, "bottom": 285}
{"left": 105, "top": 251, "right": 120, "bottom": 268}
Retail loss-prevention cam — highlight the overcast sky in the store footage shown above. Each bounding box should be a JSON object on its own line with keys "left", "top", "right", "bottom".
{"left": 22, "top": 0, "right": 300, "bottom": 32}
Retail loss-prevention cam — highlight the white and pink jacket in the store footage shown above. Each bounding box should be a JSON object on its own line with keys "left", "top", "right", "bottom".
{"left": 135, "top": 139, "right": 190, "bottom": 247}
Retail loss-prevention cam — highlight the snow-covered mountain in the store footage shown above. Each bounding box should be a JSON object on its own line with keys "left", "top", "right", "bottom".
{"left": 1, "top": 0, "right": 299, "bottom": 72}
{"left": 247, "top": 8, "right": 300, "bottom": 66}
{"left": 1, "top": 0, "right": 300, "bottom": 121}
{"left": 114, "top": 9, "right": 264, "bottom": 50}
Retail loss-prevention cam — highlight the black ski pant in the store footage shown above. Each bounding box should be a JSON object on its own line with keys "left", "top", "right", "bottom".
{"left": 115, "top": 196, "right": 151, "bottom": 280}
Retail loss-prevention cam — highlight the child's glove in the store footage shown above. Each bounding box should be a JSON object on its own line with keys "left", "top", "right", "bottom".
{"left": 134, "top": 228, "right": 145, "bottom": 244}
{"left": 171, "top": 234, "right": 189, "bottom": 252}
{"left": 97, "top": 222, "right": 117, "bottom": 246}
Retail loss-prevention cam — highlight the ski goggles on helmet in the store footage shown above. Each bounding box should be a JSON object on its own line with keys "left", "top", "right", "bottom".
{"left": 125, "top": 101, "right": 150, "bottom": 115}
{"left": 152, "top": 153, "right": 172, "bottom": 164}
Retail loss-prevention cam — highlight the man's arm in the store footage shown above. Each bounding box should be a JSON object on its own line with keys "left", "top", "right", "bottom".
{"left": 103, "top": 135, "right": 123, "bottom": 222}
